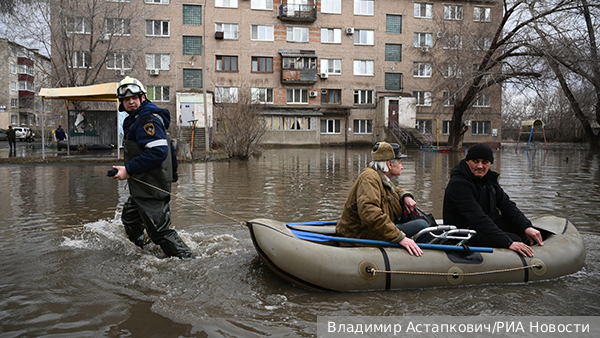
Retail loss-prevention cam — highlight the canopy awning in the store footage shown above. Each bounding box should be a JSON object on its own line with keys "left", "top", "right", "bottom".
{"left": 39, "top": 82, "right": 119, "bottom": 102}
{"left": 520, "top": 119, "right": 544, "bottom": 127}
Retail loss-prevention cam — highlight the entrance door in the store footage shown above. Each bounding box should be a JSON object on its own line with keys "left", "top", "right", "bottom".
{"left": 388, "top": 100, "right": 399, "bottom": 127}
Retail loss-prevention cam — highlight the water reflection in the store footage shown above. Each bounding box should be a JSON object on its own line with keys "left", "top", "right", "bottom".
{"left": 0, "top": 145, "right": 598, "bottom": 337}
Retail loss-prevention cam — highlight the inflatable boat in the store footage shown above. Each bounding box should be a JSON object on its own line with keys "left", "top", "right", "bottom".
{"left": 247, "top": 216, "right": 585, "bottom": 291}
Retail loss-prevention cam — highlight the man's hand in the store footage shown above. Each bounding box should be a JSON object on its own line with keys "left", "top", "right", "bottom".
{"left": 403, "top": 196, "right": 417, "bottom": 214}
{"left": 524, "top": 227, "right": 544, "bottom": 246}
{"left": 508, "top": 241, "right": 534, "bottom": 257}
{"left": 111, "top": 165, "right": 130, "bottom": 181}
{"left": 399, "top": 237, "right": 423, "bottom": 257}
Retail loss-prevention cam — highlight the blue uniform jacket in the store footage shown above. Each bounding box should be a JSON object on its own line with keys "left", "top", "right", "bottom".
{"left": 121, "top": 99, "right": 172, "bottom": 175}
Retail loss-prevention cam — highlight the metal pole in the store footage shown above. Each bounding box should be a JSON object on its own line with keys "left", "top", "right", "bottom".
{"left": 41, "top": 99, "right": 45, "bottom": 160}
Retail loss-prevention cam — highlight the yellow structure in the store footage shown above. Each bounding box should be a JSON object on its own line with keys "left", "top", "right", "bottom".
{"left": 516, "top": 119, "right": 547, "bottom": 153}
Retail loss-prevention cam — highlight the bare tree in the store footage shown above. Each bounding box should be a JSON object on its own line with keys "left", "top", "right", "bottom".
{"left": 213, "top": 87, "right": 267, "bottom": 160}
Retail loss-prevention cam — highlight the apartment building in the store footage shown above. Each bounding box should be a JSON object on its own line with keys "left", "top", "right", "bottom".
{"left": 51, "top": 0, "right": 503, "bottom": 147}
{"left": 0, "top": 38, "right": 52, "bottom": 133}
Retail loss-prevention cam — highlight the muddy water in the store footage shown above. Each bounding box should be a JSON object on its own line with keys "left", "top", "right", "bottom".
{"left": 0, "top": 145, "right": 598, "bottom": 337}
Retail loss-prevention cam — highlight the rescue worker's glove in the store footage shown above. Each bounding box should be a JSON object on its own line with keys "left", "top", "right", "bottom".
{"left": 107, "top": 168, "right": 118, "bottom": 177}
{"left": 172, "top": 172, "right": 178, "bottom": 182}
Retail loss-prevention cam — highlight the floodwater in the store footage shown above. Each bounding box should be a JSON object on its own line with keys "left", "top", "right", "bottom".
{"left": 0, "top": 144, "right": 599, "bottom": 337}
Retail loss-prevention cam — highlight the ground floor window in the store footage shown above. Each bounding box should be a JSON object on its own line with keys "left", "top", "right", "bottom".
{"left": 146, "top": 85, "right": 170, "bottom": 102}
{"left": 353, "top": 119, "right": 372, "bottom": 134}
{"left": 442, "top": 120, "right": 452, "bottom": 135}
{"left": 321, "top": 119, "right": 341, "bottom": 134}
{"left": 472, "top": 120, "right": 491, "bottom": 135}
{"left": 416, "top": 119, "right": 432, "bottom": 133}
{"left": 265, "top": 116, "right": 314, "bottom": 131}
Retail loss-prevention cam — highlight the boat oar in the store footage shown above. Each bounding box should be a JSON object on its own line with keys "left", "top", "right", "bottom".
{"left": 290, "top": 230, "right": 493, "bottom": 253}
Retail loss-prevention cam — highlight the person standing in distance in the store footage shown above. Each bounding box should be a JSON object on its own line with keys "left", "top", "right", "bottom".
{"left": 111, "top": 76, "right": 194, "bottom": 259}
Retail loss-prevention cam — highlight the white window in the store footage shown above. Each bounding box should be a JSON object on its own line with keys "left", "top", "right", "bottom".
{"left": 146, "top": 0, "right": 169, "bottom": 4}
{"left": 283, "top": 56, "right": 317, "bottom": 69}
{"left": 443, "top": 92, "right": 456, "bottom": 107}
{"left": 11, "top": 98, "right": 18, "bottom": 107}
{"left": 320, "top": 59, "right": 342, "bottom": 75}
{"left": 472, "top": 121, "right": 491, "bottom": 135}
{"left": 107, "top": 53, "right": 131, "bottom": 70}
{"left": 215, "top": 23, "right": 238, "bottom": 39}
{"left": 354, "top": 0, "right": 374, "bottom": 16}
{"left": 19, "top": 81, "right": 34, "bottom": 91}
{"left": 414, "top": 32, "right": 432, "bottom": 47}
{"left": 11, "top": 82, "right": 17, "bottom": 91}
{"left": 287, "top": 26, "right": 309, "bottom": 42}
{"left": 216, "top": 0, "right": 237, "bottom": 8}
{"left": 413, "top": 91, "right": 431, "bottom": 106}
{"left": 145, "top": 53, "right": 170, "bottom": 70}
{"left": 146, "top": 20, "right": 169, "bottom": 37}
{"left": 414, "top": 3, "right": 432, "bottom": 19}
{"left": 322, "top": 0, "right": 341, "bottom": 14}
{"left": 321, "top": 119, "right": 341, "bottom": 134}
{"left": 444, "top": 5, "right": 463, "bottom": 20}
{"left": 251, "top": 25, "right": 274, "bottom": 41}
{"left": 353, "top": 119, "right": 372, "bottom": 134}
{"left": 72, "top": 51, "right": 91, "bottom": 68}
{"left": 146, "top": 86, "right": 170, "bottom": 102}
{"left": 67, "top": 17, "right": 90, "bottom": 34}
{"left": 474, "top": 7, "right": 491, "bottom": 22}
{"left": 353, "top": 60, "right": 373, "bottom": 75}
{"left": 252, "top": 88, "right": 274, "bottom": 104}
{"left": 473, "top": 94, "right": 490, "bottom": 107}
{"left": 10, "top": 64, "right": 16, "bottom": 74}
{"left": 354, "top": 90, "right": 373, "bottom": 104}
{"left": 215, "top": 87, "right": 239, "bottom": 103}
{"left": 251, "top": 0, "right": 272, "bottom": 10}
{"left": 354, "top": 29, "right": 374, "bottom": 45}
{"left": 444, "top": 34, "right": 462, "bottom": 49}
{"left": 107, "top": 18, "right": 131, "bottom": 35}
{"left": 474, "top": 36, "right": 491, "bottom": 50}
{"left": 443, "top": 120, "right": 452, "bottom": 135}
{"left": 413, "top": 62, "right": 432, "bottom": 77}
{"left": 287, "top": 88, "right": 308, "bottom": 104}
{"left": 321, "top": 28, "right": 341, "bottom": 43}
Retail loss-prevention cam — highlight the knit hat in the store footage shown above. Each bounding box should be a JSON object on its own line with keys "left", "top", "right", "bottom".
{"left": 372, "top": 142, "right": 407, "bottom": 161}
{"left": 465, "top": 143, "right": 494, "bottom": 164}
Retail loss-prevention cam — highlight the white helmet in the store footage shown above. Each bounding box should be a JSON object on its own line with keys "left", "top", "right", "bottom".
{"left": 117, "top": 76, "right": 146, "bottom": 99}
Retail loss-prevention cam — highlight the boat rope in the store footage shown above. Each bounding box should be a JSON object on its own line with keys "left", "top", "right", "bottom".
{"left": 129, "top": 176, "right": 247, "bottom": 226}
{"left": 368, "top": 262, "right": 543, "bottom": 277}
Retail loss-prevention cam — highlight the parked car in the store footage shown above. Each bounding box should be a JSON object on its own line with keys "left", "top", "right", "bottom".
{"left": 13, "top": 127, "right": 35, "bottom": 141}
{"left": 0, "top": 128, "right": 7, "bottom": 141}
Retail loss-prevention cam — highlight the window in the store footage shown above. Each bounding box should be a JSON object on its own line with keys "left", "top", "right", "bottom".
{"left": 287, "top": 88, "right": 308, "bottom": 104}
{"left": 216, "top": 55, "right": 238, "bottom": 72}
{"left": 11, "top": 82, "right": 17, "bottom": 91}
{"left": 251, "top": 25, "right": 274, "bottom": 41}
{"left": 283, "top": 56, "right": 317, "bottom": 70}
{"left": 443, "top": 34, "right": 462, "bottom": 49}
{"left": 183, "top": 69, "right": 202, "bottom": 88}
{"left": 321, "top": 119, "right": 341, "bottom": 134}
{"left": 251, "top": 88, "right": 273, "bottom": 104}
{"left": 183, "top": 36, "right": 202, "bottom": 55}
{"left": 385, "top": 44, "right": 402, "bottom": 62}
{"left": 473, "top": 93, "right": 490, "bottom": 107}
{"left": 321, "top": 28, "right": 341, "bottom": 43}
{"left": 474, "top": 36, "right": 491, "bottom": 50}
{"left": 146, "top": 0, "right": 169, "bottom": 3}
{"left": 287, "top": 26, "right": 309, "bottom": 42}
{"left": 216, "top": 0, "right": 237, "bottom": 8}
{"left": 472, "top": 121, "right": 491, "bottom": 135}
{"left": 215, "top": 23, "right": 238, "bottom": 39}
{"left": 67, "top": 17, "right": 90, "bottom": 34}
{"left": 386, "top": 14, "right": 402, "bottom": 34}
{"left": 444, "top": 5, "right": 463, "bottom": 20}
{"left": 183, "top": 5, "right": 202, "bottom": 25}
{"left": 442, "top": 120, "right": 452, "bottom": 135}
{"left": 354, "top": 0, "right": 374, "bottom": 15}
{"left": 414, "top": 32, "right": 432, "bottom": 47}
{"left": 443, "top": 63, "right": 462, "bottom": 78}
{"left": 414, "top": 3, "right": 432, "bottom": 19}
{"left": 354, "top": 90, "right": 373, "bottom": 104}
{"left": 353, "top": 60, "right": 374, "bottom": 75}
{"left": 10, "top": 98, "right": 17, "bottom": 108}
{"left": 354, "top": 29, "right": 374, "bottom": 45}
{"left": 321, "top": 89, "right": 341, "bottom": 104}
{"left": 146, "top": 20, "right": 169, "bottom": 37}
{"left": 215, "top": 87, "right": 239, "bottom": 103}
{"left": 146, "top": 53, "right": 170, "bottom": 70}
{"left": 106, "top": 18, "right": 131, "bottom": 35}
{"left": 413, "top": 62, "right": 432, "bottom": 77}
{"left": 19, "top": 81, "right": 34, "bottom": 91}
{"left": 320, "top": 59, "right": 342, "bottom": 75}
{"left": 251, "top": 0, "right": 273, "bottom": 10}
{"left": 252, "top": 57, "right": 273, "bottom": 72}
{"left": 266, "top": 116, "right": 313, "bottom": 130}
{"left": 385, "top": 73, "right": 402, "bottom": 91}
{"left": 413, "top": 91, "right": 431, "bottom": 106}
{"left": 72, "top": 51, "right": 91, "bottom": 68}
{"left": 354, "top": 119, "right": 372, "bottom": 134}
{"left": 474, "top": 7, "right": 491, "bottom": 22}
{"left": 146, "top": 86, "right": 170, "bottom": 102}
{"left": 107, "top": 53, "right": 131, "bottom": 70}
{"left": 322, "top": 0, "right": 341, "bottom": 14}
{"left": 443, "top": 92, "right": 456, "bottom": 106}
{"left": 10, "top": 64, "right": 16, "bottom": 74}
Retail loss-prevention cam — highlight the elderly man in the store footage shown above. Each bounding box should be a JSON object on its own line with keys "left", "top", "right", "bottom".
{"left": 443, "top": 143, "right": 544, "bottom": 257}
{"left": 336, "top": 142, "right": 428, "bottom": 256}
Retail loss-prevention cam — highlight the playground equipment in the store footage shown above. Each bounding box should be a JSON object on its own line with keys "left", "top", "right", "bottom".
{"left": 516, "top": 119, "right": 548, "bottom": 153}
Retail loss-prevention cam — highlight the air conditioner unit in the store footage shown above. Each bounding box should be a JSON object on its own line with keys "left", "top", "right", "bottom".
{"left": 321, "top": 89, "right": 328, "bottom": 94}
{"left": 150, "top": 69, "right": 160, "bottom": 76}
{"left": 99, "top": 34, "right": 110, "bottom": 42}
{"left": 309, "top": 90, "right": 318, "bottom": 98}
{"left": 421, "top": 46, "right": 430, "bottom": 53}
{"left": 345, "top": 27, "right": 354, "bottom": 35}
{"left": 464, "top": 120, "right": 472, "bottom": 126}
{"left": 436, "top": 32, "right": 445, "bottom": 39}
{"left": 115, "top": 69, "right": 125, "bottom": 76}
{"left": 215, "top": 31, "right": 224, "bottom": 39}
{"left": 320, "top": 72, "right": 328, "bottom": 79}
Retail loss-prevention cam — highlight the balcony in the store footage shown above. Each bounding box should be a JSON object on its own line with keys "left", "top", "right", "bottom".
{"left": 278, "top": 1, "right": 317, "bottom": 22}
{"left": 280, "top": 50, "right": 318, "bottom": 84}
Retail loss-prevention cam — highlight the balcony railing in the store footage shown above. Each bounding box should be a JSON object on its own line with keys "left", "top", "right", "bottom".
{"left": 279, "top": 4, "right": 317, "bottom": 22}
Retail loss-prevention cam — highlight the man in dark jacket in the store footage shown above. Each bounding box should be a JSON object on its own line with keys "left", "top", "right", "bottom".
{"left": 443, "top": 143, "right": 543, "bottom": 257}
{"left": 110, "top": 76, "right": 194, "bottom": 259}
{"left": 7, "top": 126, "right": 16, "bottom": 149}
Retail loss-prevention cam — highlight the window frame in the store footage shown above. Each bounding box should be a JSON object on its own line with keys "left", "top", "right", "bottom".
{"left": 321, "top": 119, "right": 341, "bottom": 134}
{"left": 216, "top": 0, "right": 238, "bottom": 8}
{"left": 353, "top": 89, "right": 374, "bottom": 105}
{"left": 413, "top": 91, "right": 432, "bottom": 106}
{"left": 353, "top": 60, "right": 374, "bottom": 76}
{"left": 413, "top": 62, "right": 432, "bottom": 78}
{"left": 474, "top": 6, "right": 492, "bottom": 22}
{"left": 145, "top": 53, "right": 170, "bottom": 70}
{"left": 287, "top": 26, "right": 309, "bottom": 43}
{"left": 321, "top": 89, "right": 341, "bottom": 104}
{"left": 321, "top": 0, "right": 341, "bottom": 14}
{"left": 215, "top": 23, "right": 239, "bottom": 40}
{"left": 321, "top": 28, "right": 342, "bottom": 44}
{"left": 286, "top": 88, "right": 309, "bottom": 104}
{"left": 320, "top": 59, "right": 342, "bottom": 75}
{"left": 146, "top": 20, "right": 170, "bottom": 37}
{"left": 216, "top": 55, "right": 238, "bottom": 72}
{"left": 414, "top": 3, "right": 432, "bottom": 19}
{"left": 444, "top": 4, "right": 463, "bottom": 20}
{"left": 473, "top": 93, "right": 491, "bottom": 107}
{"left": 106, "top": 52, "right": 131, "bottom": 70}
{"left": 251, "top": 56, "right": 273, "bottom": 73}
{"left": 471, "top": 121, "right": 491, "bottom": 135}
{"left": 353, "top": 119, "right": 373, "bottom": 134}
{"left": 354, "top": 29, "right": 374, "bottom": 45}
{"left": 251, "top": 87, "right": 274, "bottom": 104}
{"left": 215, "top": 86, "right": 239, "bottom": 103}
{"left": 413, "top": 32, "right": 433, "bottom": 47}
{"left": 251, "top": 24, "right": 274, "bottom": 41}
{"left": 354, "top": 0, "right": 374, "bottom": 16}
{"left": 146, "top": 85, "right": 170, "bottom": 102}
{"left": 106, "top": 18, "right": 131, "bottom": 36}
